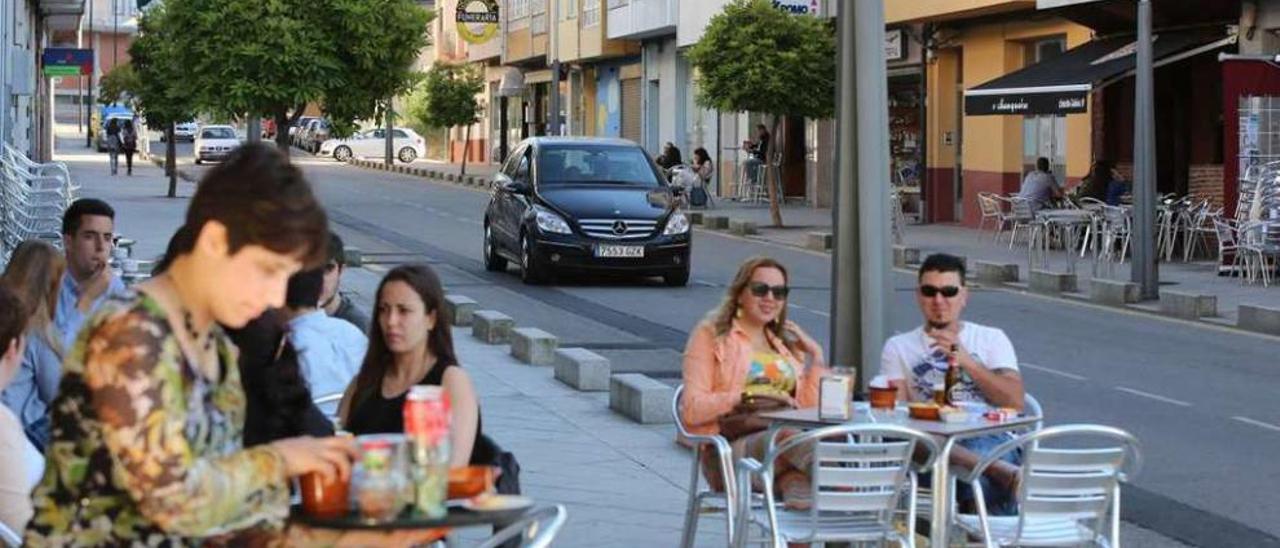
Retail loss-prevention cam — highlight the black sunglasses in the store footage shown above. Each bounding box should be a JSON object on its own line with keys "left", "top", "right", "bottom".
{"left": 748, "top": 282, "right": 790, "bottom": 299}
{"left": 918, "top": 284, "right": 961, "bottom": 298}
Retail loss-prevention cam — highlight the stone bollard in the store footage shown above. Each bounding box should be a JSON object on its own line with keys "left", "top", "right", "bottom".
{"left": 1029, "top": 270, "right": 1077, "bottom": 295}
{"left": 442, "top": 295, "right": 478, "bottom": 327}
{"left": 472, "top": 310, "right": 515, "bottom": 344}
{"left": 510, "top": 327, "right": 558, "bottom": 365}
{"left": 1161, "top": 290, "right": 1217, "bottom": 319}
{"left": 1088, "top": 278, "right": 1139, "bottom": 306}
{"left": 553, "top": 348, "right": 611, "bottom": 391}
{"left": 609, "top": 374, "right": 674, "bottom": 424}
{"left": 805, "top": 232, "right": 833, "bottom": 251}
{"left": 728, "top": 219, "right": 759, "bottom": 236}
{"left": 973, "top": 261, "right": 1018, "bottom": 285}
{"left": 1238, "top": 303, "right": 1280, "bottom": 335}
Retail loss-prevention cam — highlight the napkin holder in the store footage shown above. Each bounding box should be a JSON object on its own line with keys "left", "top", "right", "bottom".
{"left": 818, "top": 369, "right": 855, "bottom": 421}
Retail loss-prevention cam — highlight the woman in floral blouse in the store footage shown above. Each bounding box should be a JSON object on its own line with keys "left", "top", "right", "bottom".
{"left": 24, "top": 145, "right": 434, "bottom": 546}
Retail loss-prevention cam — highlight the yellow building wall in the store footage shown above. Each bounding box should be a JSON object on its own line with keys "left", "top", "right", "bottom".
{"left": 506, "top": 26, "right": 533, "bottom": 63}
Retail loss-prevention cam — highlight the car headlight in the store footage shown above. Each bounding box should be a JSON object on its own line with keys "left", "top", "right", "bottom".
{"left": 663, "top": 211, "right": 690, "bottom": 235}
{"left": 534, "top": 206, "right": 572, "bottom": 235}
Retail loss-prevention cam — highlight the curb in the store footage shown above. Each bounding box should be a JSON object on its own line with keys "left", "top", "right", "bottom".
{"left": 343, "top": 157, "right": 491, "bottom": 192}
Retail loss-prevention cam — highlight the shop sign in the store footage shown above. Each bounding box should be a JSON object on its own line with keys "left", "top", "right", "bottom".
{"left": 772, "top": 0, "right": 819, "bottom": 16}
{"left": 41, "top": 48, "right": 93, "bottom": 77}
{"left": 457, "top": 0, "right": 500, "bottom": 45}
{"left": 885, "top": 28, "right": 906, "bottom": 61}
{"left": 965, "top": 91, "right": 1088, "bottom": 116}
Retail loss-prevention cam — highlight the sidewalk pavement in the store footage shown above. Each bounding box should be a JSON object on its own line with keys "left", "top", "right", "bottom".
{"left": 697, "top": 199, "right": 1280, "bottom": 328}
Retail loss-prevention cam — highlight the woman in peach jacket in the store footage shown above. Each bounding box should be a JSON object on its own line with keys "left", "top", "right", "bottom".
{"left": 681, "top": 256, "right": 827, "bottom": 508}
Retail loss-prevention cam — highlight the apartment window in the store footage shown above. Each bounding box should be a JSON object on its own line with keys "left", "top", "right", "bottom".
{"left": 1028, "top": 37, "right": 1066, "bottom": 64}
{"left": 582, "top": 0, "right": 600, "bottom": 27}
{"left": 564, "top": 0, "right": 577, "bottom": 19}
{"left": 511, "top": 0, "right": 529, "bottom": 19}
{"left": 531, "top": 0, "right": 547, "bottom": 34}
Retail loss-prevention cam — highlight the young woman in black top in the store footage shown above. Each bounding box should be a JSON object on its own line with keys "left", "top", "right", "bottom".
{"left": 339, "top": 264, "right": 485, "bottom": 467}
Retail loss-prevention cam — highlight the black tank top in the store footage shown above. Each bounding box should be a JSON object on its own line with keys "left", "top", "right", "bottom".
{"left": 344, "top": 362, "right": 490, "bottom": 465}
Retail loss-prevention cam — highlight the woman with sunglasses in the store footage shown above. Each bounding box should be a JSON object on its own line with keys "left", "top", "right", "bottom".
{"left": 680, "top": 256, "right": 826, "bottom": 510}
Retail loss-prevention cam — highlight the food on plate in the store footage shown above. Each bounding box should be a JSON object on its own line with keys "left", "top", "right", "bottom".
{"left": 908, "top": 402, "right": 941, "bottom": 420}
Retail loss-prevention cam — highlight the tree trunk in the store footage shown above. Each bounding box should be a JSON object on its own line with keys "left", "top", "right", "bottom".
{"left": 165, "top": 123, "right": 177, "bottom": 198}
{"left": 766, "top": 115, "right": 784, "bottom": 228}
{"left": 384, "top": 103, "right": 395, "bottom": 167}
{"left": 274, "top": 110, "right": 291, "bottom": 156}
{"left": 461, "top": 124, "right": 471, "bottom": 176}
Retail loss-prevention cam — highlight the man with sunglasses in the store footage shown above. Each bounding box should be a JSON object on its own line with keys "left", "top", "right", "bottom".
{"left": 879, "top": 253, "right": 1026, "bottom": 515}
{"left": 320, "top": 233, "right": 371, "bottom": 333}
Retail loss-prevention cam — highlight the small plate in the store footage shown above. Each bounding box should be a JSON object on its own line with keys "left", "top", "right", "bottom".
{"left": 462, "top": 494, "right": 534, "bottom": 513}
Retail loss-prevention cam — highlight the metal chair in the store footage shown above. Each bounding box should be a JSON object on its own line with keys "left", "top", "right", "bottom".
{"left": 1213, "top": 217, "right": 1242, "bottom": 277}
{"left": 674, "top": 384, "right": 739, "bottom": 548}
{"left": 732, "top": 424, "right": 939, "bottom": 548}
{"left": 313, "top": 391, "right": 345, "bottom": 427}
{"left": 0, "top": 520, "right": 20, "bottom": 548}
{"left": 976, "top": 192, "right": 1003, "bottom": 241}
{"left": 953, "top": 424, "right": 1142, "bottom": 548}
{"left": 1004, "top": 196, "right": 1038, "bottom": 250}
{"left": 476, "top": 504, "right": 568, "bottom": 548}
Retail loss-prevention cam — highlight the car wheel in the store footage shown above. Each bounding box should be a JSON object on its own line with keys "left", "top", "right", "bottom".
{"left": 334, "top": 146, "right": 352, "bottom": 162}
{"left": 194, "top": 158, "right": 202, "bottom": 165}
{"left": 520, "top": 232, "right": 546, "bottom": 285}
{"left": 483, "top": 223, "right": 508, "bottom": 272}
{"left": 398, "top": 147, "right": 418, "bottom": 164}
{"left": 663, "top": 268, "right": 690, "bottom": 287}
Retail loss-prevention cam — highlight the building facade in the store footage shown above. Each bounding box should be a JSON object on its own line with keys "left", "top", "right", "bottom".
{"left": 1, "top": 0, "right": 89, "bottom": 162}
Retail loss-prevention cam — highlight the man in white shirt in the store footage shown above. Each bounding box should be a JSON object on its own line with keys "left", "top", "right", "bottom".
{"left": 0, "top": 286, "right": 44, "bottom": 534}
{"left": 879, "top": 253, "right": 1025, "bottom": 514}
{"left": 283, "top": 268, "right": 368, "bottom": 416}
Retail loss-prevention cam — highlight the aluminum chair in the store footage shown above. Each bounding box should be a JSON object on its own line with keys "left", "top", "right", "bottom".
{"left": 0, "top": 520, "right": 20, "bottom": 548}
{"left": 732, "top": 424, "right": 939, "bottom": 548}
{"left": 313, "top": 391, "right": 345, "bottom": 428}
{"left": 476, "top": 504, "right": 568, "bottom": 548}
{"left": 674, "top": 384, "right": 739, "bottom": 548}
{"left": 976, "top": 192, "right": 1003, "bottom": 241}
{"left": 1003, "top": 196, "right": 1038, "bottom": 249}
{"left": 954, "top": 424, "right": 1142, "bottom": 548}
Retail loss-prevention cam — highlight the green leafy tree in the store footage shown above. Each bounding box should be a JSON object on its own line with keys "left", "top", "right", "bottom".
{"left": 686, "top": 0, "right": 835, "bottom": 227}
{"left": 164, "top": 0, "right": 433, "bottom": 154}
{"left": 97, "top": 64, "right": 140, "bottom": 107}
{"left": 129, "top": 3, "right": 195, "bottom": 197}
{"left": 407, "top": 63, "right": 484, "bottom": 175}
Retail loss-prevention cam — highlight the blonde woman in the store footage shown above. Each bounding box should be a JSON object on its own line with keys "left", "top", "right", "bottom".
{"left": 0, "top": 240, "right": 66, "bottom": 451}
{"left": 681, "top": 256, "right": 827, "bottom": 509}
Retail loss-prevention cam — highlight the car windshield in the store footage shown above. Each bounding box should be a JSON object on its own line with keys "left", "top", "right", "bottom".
{"left": 202, "top": 127, "right": 236, "bottom": 139}
{"left": 536, "top": 144, "right": 662, "bottom": 187}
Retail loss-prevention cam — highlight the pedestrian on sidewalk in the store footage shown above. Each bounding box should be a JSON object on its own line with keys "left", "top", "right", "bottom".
{"left": 877, "top": 253, "right": 1025, "bottom": 515}
{"left": 121, "top": 120, "right": 139, "bottom": 176}
{"left": 321, "top": 232, "right": 371, "bottom": 333}
{"left": 105, "top": 118, "right": 122, "bottom": 176}
{"left": 0, "top": 240, "right": 65, "bottom": 452}
{"left": 0, "top": 285, "right": 44, "bottom": 536}
{"left": 25, "top": 144, "right": 437, "bottom": 546}
{"left": 680, "top": 256, "right": 827, "bottom": 510}
{"left": 55, "top": 199, "right": 127, "bottom": 350}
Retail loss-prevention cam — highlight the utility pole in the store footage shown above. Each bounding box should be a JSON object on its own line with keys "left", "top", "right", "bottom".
{"left": 1, "top": 0, "right": 9, "bottom": 147}
{"left": 87, "top": 0, "right": 96, "bottom": 147}
{"left": 112, "top": 0, "right": 119, "bottom": 67}
{"left": 830, "top": 0, "right": 892, "bottom": 390}
{"left": 1132, "top": 0, "right": 1158, "bottom": 298}
{"left": 385, "top": 99, "right": 395, "bottom": 166}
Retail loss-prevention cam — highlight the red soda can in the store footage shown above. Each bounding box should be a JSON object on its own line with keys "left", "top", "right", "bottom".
{"left": 404, "top": 386, "right": 451, "bottom": 443}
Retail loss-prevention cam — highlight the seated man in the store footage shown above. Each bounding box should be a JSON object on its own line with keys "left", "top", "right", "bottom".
{"left": 321, "top": 232, "right": 371, "bottom": 333}
{"left": 284, "top": 267, "right": 368, "bottom": 416}
{"left": 879, "top": 253, "right": 1025, "bottom": 514}
{"left": 1017, "top": 157, "right": 1062, "bottom": 212}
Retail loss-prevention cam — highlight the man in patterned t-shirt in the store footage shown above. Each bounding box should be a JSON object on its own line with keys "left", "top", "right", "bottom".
{"left": 878, "top": 253, "right": 1026, "bottom": 514}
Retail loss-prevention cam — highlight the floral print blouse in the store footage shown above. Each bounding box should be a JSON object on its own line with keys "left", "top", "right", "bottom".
{"left": 24, "top": 292, "right": 291, "bottom": 546}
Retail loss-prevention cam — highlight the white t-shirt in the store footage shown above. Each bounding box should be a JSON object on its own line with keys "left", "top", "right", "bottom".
{"left": 0, "top": 405, "right": 43, "bottom": 533}
{"left": 878, "top": 322, "right": 1019, "bottom": 405}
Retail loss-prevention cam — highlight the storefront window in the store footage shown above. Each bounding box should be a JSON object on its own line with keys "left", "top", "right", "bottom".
{"left": 888, "top": 79, "right": 922, "bottom": 189}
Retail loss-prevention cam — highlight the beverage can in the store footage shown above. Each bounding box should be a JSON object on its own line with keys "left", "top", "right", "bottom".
{"left": 404, "top": 386, "right": 451, "bottom": 444}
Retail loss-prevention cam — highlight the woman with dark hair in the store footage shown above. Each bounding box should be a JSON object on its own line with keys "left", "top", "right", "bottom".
{"left": 692, "top": 147, "right": 714, "bottom": 184}
{"left": 0, "top": 240, "right": 65, "bottom": 451}
{"left": 339, "top": 263, "right": 483, "bottom": 467}
{"left": 24, "top": 144, "right": 434, "bottom": 545}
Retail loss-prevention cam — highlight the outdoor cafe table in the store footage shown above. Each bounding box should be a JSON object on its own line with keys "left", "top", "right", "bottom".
{"left": 1034, "top": 209, "right": 1095, "bottom": 275}
{"left": 760, "top": 403, "right": 1040, "bottom": 546}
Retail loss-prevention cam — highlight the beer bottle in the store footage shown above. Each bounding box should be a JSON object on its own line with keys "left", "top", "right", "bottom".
{"left": 944, "top": 344, "right": 960, "bottom": 405}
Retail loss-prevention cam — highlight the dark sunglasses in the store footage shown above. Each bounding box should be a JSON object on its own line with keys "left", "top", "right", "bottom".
{"left": 748, "top": 282, "right": 790, "bottom": 299}
{"left": 918, "top": 284, "right": 961, "bottom": 298}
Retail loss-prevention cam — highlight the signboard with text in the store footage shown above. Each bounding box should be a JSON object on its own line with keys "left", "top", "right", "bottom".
{"left": 41, "top": 48, "right": 93, "bottom": 77}
{"left": 964, "top": 90, "right": 1088, "bottom": 116}
{"left": 457, "top": 0, "right": 500, "bottom": 45}
{"left": 773, "top": 0, "right": 819, "bottom": 16}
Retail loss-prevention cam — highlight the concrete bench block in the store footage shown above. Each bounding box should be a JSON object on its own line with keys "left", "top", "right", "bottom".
{"left": 553, "top": 348, "right": 611, "bottom": 391}
{"left": 609, "top": 374, "right": 674, "bottom": 424}
{"left": 1089, "top": 278, "right": 1138, "bottom": 306}
{"left": 688, "top": 212, "right": 705, "bottom": 225}
{"left": 445, "top": 173, "right": 457, "bottom": 182}
{"left": 806, "top": 231, "right": 833, "bottom": 251}
{"left": 1239, "top": 303, "right": 1280, "bottom": 335}
{"left": 1160, "top": 290, "right": 1216, "bottom": 319}
{"left": 892, "top": 246, "right": 921, "bottom": 268}
{"left": 510, "top": 327, "right": 558, "bottom": 365}
{"left": 1029, "top": 270, "right": 1077, "bottom": 295}
{"left": 728, "top": 219, "right": 758, "bottom": 235}
{"left": 703, "top": 215, "right": 729, "bottom": 229}
{"left": 974, "top": 261, "right": 1018, "bottom": 284}
{"left": 343, "top": 247, "right": 363, "bottom": 267}
{"left": 442, "top": 294, "right": 478, "bottom": 326}
{"left": 471, "top": 310, "right": 514, "bottom": 344}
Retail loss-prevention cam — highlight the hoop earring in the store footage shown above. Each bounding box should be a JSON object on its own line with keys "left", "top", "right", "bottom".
{"left": 735, "top": 306, "right": 743, "bottom": 319}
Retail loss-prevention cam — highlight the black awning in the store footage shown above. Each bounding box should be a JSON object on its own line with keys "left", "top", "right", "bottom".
{"left": 964, "top": 29, "right": 1235, "bottom": 116}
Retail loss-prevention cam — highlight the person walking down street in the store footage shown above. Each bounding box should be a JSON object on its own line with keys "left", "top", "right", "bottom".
{"left": 681, "top": 256, "right": 827, "bottom": 511}
{"left": 105, "top": 119, "right": 122, "bottom": 176}
{"left": 1017, "top": 157, "right": 1062, "bottom": 211}
{"left": 0, "top": 240, "right": 65, "bottom": 452}
{"left": 692, "top": 147, "right": 714, "bottom": 185}
{"left": 121, "top": 120, "right": 139, "bottom": 176}
{"left": 878, "top": 253, "right": 1026, "bottom": 515}
{"left": 656, "top": 142, "right": 684, "bottom": 174}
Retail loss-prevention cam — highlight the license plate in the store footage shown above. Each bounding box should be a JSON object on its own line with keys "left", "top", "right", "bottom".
{"left": 595, "top": 244, "right": 645, "bottom": 258}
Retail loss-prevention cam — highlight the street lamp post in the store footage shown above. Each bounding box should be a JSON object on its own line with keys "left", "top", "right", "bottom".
{"left": 1132, "top": 0, "right": 1158, "bottom": 298}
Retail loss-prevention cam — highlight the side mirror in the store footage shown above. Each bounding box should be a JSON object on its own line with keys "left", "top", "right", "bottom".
{"left": 503, "top": 178, "right": 531, "bottom": 195}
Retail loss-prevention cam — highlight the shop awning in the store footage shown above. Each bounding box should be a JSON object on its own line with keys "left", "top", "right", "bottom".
{"left": 964, "top": 30, "right": 1236, "bottom": 116}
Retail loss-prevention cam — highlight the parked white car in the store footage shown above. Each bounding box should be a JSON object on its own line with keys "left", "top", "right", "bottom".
{"left": 194, "top": 125, "right": 241, "bottom": 164}
{"left": 318, "top": 127, "right": 425, "bottom": 164}
{"left": 174, "top": 121, "right": 198, "bottom": 142}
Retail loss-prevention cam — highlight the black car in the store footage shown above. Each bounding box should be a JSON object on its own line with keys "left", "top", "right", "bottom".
{"left": 483, "top": 137, "right": 692, "bottom": 286}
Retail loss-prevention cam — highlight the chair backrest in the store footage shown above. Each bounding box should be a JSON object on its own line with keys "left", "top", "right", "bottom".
{"left": 1023, "top": 393, "right": 1044, "bottom": 434}
{"left": 1213, "top": 218, "right": 1238, "bottom": 248}
{"left": 0, "top": 520, "right": 20, "bottom": 548}
{"left": 977, "top": 192, "right": 998, "bottom": 216}
{"left": 1006, "top": 425, "right": 1140, "bottom": 542}
{"left": 476, "top": 504, "right": 568, "bottom": 548}
{"left": 1009, "top": 196, "right": 1034, "bottom": 219}
{"left": 672, "top": 384, "right": 692, "bottom": 438}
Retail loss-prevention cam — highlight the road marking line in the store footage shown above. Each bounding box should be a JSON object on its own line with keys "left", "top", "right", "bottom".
{"left": 1232, "top": 416, "right": 1280, "bottom": 433}
{"left": 1114, "top": 386, "right": 1191, "bottom": 407}
{"left": 1020, "top": 362, "right": 1087, "bottom": 381}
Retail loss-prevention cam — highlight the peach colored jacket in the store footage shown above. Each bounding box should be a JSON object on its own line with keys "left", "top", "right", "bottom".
{"left": 681, "top": 320, "right": 826, "bottom": 436}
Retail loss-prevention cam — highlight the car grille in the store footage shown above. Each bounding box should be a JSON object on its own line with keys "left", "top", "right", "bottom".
{"left": 578, "top": 218, "right": 658, "bottom": 240}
